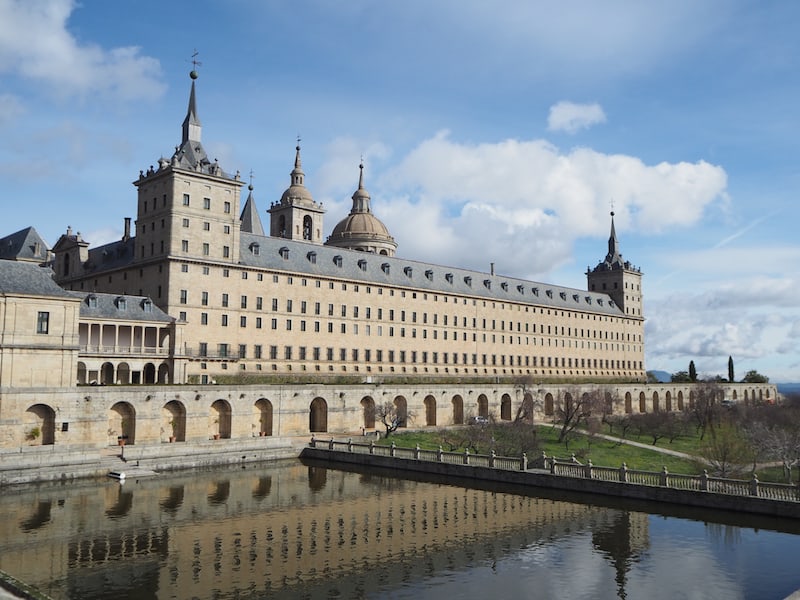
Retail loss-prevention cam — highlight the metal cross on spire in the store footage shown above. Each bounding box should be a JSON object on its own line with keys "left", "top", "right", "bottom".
{"left": 190, "top": 49, "right": 202, "bottom": 71}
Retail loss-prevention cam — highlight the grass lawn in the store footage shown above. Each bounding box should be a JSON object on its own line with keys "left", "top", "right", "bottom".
{"left": 379, "top": 426, "right": 705, "bottom": 475}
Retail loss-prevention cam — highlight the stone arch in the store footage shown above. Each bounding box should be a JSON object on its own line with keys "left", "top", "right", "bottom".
{"left": 143, "top": 363, "right": 156, "bottom": 384}
{"left": 521, "top": 393, "right": 534, "bottom": 422}
{"left": 157, "top": 363, "right": 170, "bottom": 384}
{"left": 361, "top": 396, "right": 376, "bottom": 430}
{"left": 624, "top": 392, "right": 632, "bottom": 414}
{"left": 303, "top": 215, "right": 313, "bottom": 240}
{"left": 77, "top": 362, "right": 87, "bottom": 385}
{"left": 500, "top": 395, "right": 511, "bottom": 421}
{"left": 564, "top": 392, "right": 574, "bottom": 417}
{"left": 424, "top": 395, "right": 437, "bottom": 427}
{"left": 116, "top": 362, "right": 131, "bottom": 384}
{"left": 452, "top": 395, "right": 464, "bottom": 425}
{"left": 109, "top": 401, "right": 136, "bottom": 445}
{"left": 689, "top": 390, "right": 696, "bottom": 410}
{"left": 544, "top": 393, "right": 554, "bottom": 416}
{"left": 759, "top": 389, "right": 764, "bottom": 402}
{"left": 100, "top": 362, "right": 114, "bottom": 385}
{"left": 639, "top": 392, "right": 647, "bottom": 413}
{"left": 477, "top": 394, "right": 489, "bottom": 418}
{"left": 652, "top": 391, "right": 660, "bottom": 412}
{"left": 394, "top": 396, "right": 408, "bottom": 428}
{"left": 163, "top": 400, "right": 186, "bottom": 442}
{"left": 310, "top": 397, "right": 328, "bottom": 433}
{"left": 677, "top": 391, "right": 684, "bottom": 411}
{"left": 24, "top": 404, "right": 56, "bottom": 445}
{"left": 732, "top": 389, "right": 738, "bottom": 400}
{"left": 604, "top": 392, "right": 614, "bottom": 414}
{"left": 665, "top": 391, "right": 672, "bottom": 412}
{"left": 255, "top": 398, "right": 273, "bottom": 436}
{"left": 211, "top": 399, "right": 232, "bottom": 439}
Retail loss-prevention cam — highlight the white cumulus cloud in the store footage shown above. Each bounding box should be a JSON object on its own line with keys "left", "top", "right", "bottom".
{"left": 547, "top": 101, "right": 607, "bottom": 134}
{"left": 0, "top": 0, "right": 164, "bottom": 101}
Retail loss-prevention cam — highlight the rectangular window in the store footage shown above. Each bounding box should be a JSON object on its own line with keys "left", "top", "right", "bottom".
{"left": 202, "top": 243, "right": 210, "bottom": 256}
{"left": 238, "top": 344, "right": 246, "bottom": 358}
{"left": 218, "top": 343, "right": 229, "bottom": 358}
{"left": 222, "top": 293, "right": 229, "bottom": 307}
{"left": 182, "top": 218, "right": 189, "bottom": 228}
{"left": 36, "top": 311, "right": 49, "bottom": 334}
{"left": 254, "top": 345, "right": 262, "bottom": 359}
{"left": 256, "top": 297, "right": 263, "bottom": 310}
{"left": 272, "top": 298, "right": 279, "bottom": 311}
{"left": 224, "top": 201, "right": 231, "bottom": 214}
{"left": 241, "top": 296, "right": 247, "bottom": 309}
{"left": 179, "top": 289, "right": 187, "bottom": 304}
{"left": 221, "top": 314, "right": 228, "bottom": 326}
{"left": 256, "top": 317, "right": 262, "bottom": 329}
{"left": 269, "top": 346, "right": 278, "bottom": 360}
{"left": 182, "top": 193, "right": 190, "bottom": 206}
{"left": 285, "top": 346, "right": 293, "bottom": 360}
{"left": 181, "top": 240, "right": 189, "bottom": 252}
{"left": 240, "top": 316, "right": 247, "bottom": 327}
{"left": 201, "top": 313, "right": 208, "bottom": 325}
{"left": 287, "top": 299, "right": 293, "bottom": 312}
{"left": 203, "top": 197, "right": 211, "bottom": 209}
{"left": 223, "top": 246, "right": 230, "bottom": 258}
{"left": 201, "top": 291, "right": 209, "bottom": 306}
{"left": 199, "top": 342, "right": 207, "bottom": 357}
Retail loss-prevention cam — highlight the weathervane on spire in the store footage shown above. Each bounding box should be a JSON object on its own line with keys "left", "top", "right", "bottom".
{"left": 189, "top": 49, "right": 202, "bottom": 79}
{"left": 249, "top": 169, "right": 255, "bottom": 189}
{"left": 610, "top": 198, "right": 615, "bottom": 217}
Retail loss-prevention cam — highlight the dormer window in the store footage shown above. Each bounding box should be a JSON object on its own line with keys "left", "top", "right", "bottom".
{"left": 142, "top": 299, "right": 153, "bottom": 312}
{"left": 404, "top": 266, "right": 413, "bottom": 278}
{"left": 545, "top": 290, "right": 553, "bottom": 298}
{"left": 500, "top": 282, "right": 508, "bottom": 291}
{"left": 559, "top": 292, "right": 566, "bottom": 300}
{"left": 573, "top": 294, "right": 579, "bottom": 302}
{"left": 358, "top": 259, "right": 367, "bottom": 271}
{"left": 464, "top": 276, "right": 472, "bottom": 287}
{"left": 517, "top": 284, "right": 524, "bottom": 294}
{"left": 445, "top": 273, "right": 454, "bottom": 284}
{"left": 307, "top": 251, "right": 317, "bottom": 264}
{"left": 585, "top": 296, "right": 592, "bottom": 304}
{"left": 425, "top": 269, "right": 433, "bottom": 281}
{"left": 381, "top": 262, "right": 390, "bottom": 274}
{"left": 87, "top": 294, "right": 98, "bottom": 308}
{"left": 115, "top": 296, "right": 127, "bottom": 310}
{"left": 333, "top": 255, "right": 343, "bottom": 267}
{"left": 279, "top": 247, "right": 289, "bottom": 259}
{"left": 483, "top": 279, "right": 491, "bottom": 289}
{"left": 532, "top": 287, "right": 539, "bottom": 296}
{"left": 598, "top": 298, "right": 604, "bottom": 306}
{"left": 249, "top": 242, "right": 260, "bottom": 256}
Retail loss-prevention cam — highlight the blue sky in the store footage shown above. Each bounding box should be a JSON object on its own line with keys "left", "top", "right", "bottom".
{"left": 1, "top": 0, "right": 798, "bottom": 382}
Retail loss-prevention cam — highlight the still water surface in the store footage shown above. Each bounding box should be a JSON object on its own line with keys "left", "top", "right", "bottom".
{"left": 1, "top": 459, "right": 799, "bottom": 599}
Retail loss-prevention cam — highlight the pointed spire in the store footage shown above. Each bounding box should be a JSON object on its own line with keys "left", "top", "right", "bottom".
{"left": 350, "top": 160, "right": 371, "bottom": 213}
{"left": 240, "top": 182, "right": 265, "bottom": 236}
{"left": 182, "top": 70, "right": 202, "bottom": 145}
{"left": 291, "top": 142, "right": 305, "bottom": 187}
{"left": 606, "top": 210, "right": 621, "bottom": 263}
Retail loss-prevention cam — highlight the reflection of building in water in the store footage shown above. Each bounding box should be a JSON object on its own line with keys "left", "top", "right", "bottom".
{"left": 592, "top": 512, "right": 650, "bottom": 600}
{"left": 0, "top": 462, "right": 649, "bottom": 599}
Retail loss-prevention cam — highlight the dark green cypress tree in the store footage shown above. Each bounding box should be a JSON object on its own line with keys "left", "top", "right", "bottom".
{"left": 728, "top": 356, "right": 734, "bottom": 383}
{"left": 689, "top": 360, "right": 697, "bottom": 382}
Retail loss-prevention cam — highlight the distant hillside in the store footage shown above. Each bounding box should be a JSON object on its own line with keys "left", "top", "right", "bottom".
{"left": 777, "top": 383, "right": 800, "bottom": 396}
{"left": 649, "top": 370, "right": 672, "bottom": 383}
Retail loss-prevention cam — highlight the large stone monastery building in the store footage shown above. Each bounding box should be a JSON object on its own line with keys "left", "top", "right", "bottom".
{"left": 47, "top": 70, "right": 645, "bottom": 386}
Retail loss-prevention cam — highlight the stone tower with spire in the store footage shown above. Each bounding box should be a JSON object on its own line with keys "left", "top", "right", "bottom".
{"left": 325, "top": 161, "right": 397, "bottom": 256}
{"left": 130, "top": 69, "right": 244, "bottom": 305}
{"left": 268, "top": 145, "right": 325, "bottom": 243}
{"left": 587, "top": 212, "right": 643, "bottom": 318}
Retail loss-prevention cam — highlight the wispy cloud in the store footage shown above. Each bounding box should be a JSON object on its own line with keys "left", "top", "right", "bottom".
{"left": 547, "top": 101, "right": 607, "bottom": 134}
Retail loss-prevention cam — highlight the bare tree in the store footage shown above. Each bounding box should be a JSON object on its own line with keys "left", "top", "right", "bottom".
{"left": 744, "top": 404, "right": 800, "bottom": 483}
{"left": 369, "top": 401, "right": 416, "bottom": 438}
{"left": 513, "top": 375, "right": 538, "bottom": 423}
{"left": 700, "top": 422, "right": 753, "bottom": 478}
{"left": 692, "top": 382, "right": 722, "bottom": 440}
{"left": 555, "top": 388, "right": 604, "bottom": 443}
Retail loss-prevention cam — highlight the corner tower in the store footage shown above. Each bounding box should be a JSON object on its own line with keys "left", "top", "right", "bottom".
{"left": 268, "top": 145, "right": 325, "bottom": 243}
{"left": 325, "top": 161, "right": 397, "bottom": 256}
{"left": 587, "top": 212, "right": 643, "bottom": 318}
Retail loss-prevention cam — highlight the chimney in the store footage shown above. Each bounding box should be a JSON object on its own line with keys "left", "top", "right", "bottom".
{"left": 490, "top": 262, "right": 495, "bottom": 276}
{"left": 123, "top": 217, "right": 131, "bottom": 241}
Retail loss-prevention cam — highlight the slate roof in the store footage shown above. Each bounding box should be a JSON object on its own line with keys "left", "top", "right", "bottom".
{"left": 0, "top": 261, "right": 76, "bottom": 298}
{"left": 0, "top": 227, "right": 49, "bottom": 262}
{"left": 238, "top": 232, "right": 625, "bottom": 317}
{"left": 76, "top": 292, "right": 173, "bottom": 323}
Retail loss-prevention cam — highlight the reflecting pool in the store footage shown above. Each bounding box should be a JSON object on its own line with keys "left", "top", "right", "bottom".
{"left": 1, "top": 459, "right": 798, "bottom": 599}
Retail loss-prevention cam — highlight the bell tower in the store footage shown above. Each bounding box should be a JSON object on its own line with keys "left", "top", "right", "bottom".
{"left": 268, "top": 144, "right": 325, "bottom": 243}
{"left": 587, "top": 212, "right": 643, "bottom": 318}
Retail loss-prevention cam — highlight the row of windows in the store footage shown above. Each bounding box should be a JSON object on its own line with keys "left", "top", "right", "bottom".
{"left": 194, "top": 342, "right": 642, "bottom": 371}
{"left": 141, "top": 194, "right": 231, "bottom": 214}
{"left": 183, "top": 312, "right": 642, "bottom": 346}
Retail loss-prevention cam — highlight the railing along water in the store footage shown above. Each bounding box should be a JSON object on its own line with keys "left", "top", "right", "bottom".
{"left": 310, "top": 436, "right": 800, "bottom": 505}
